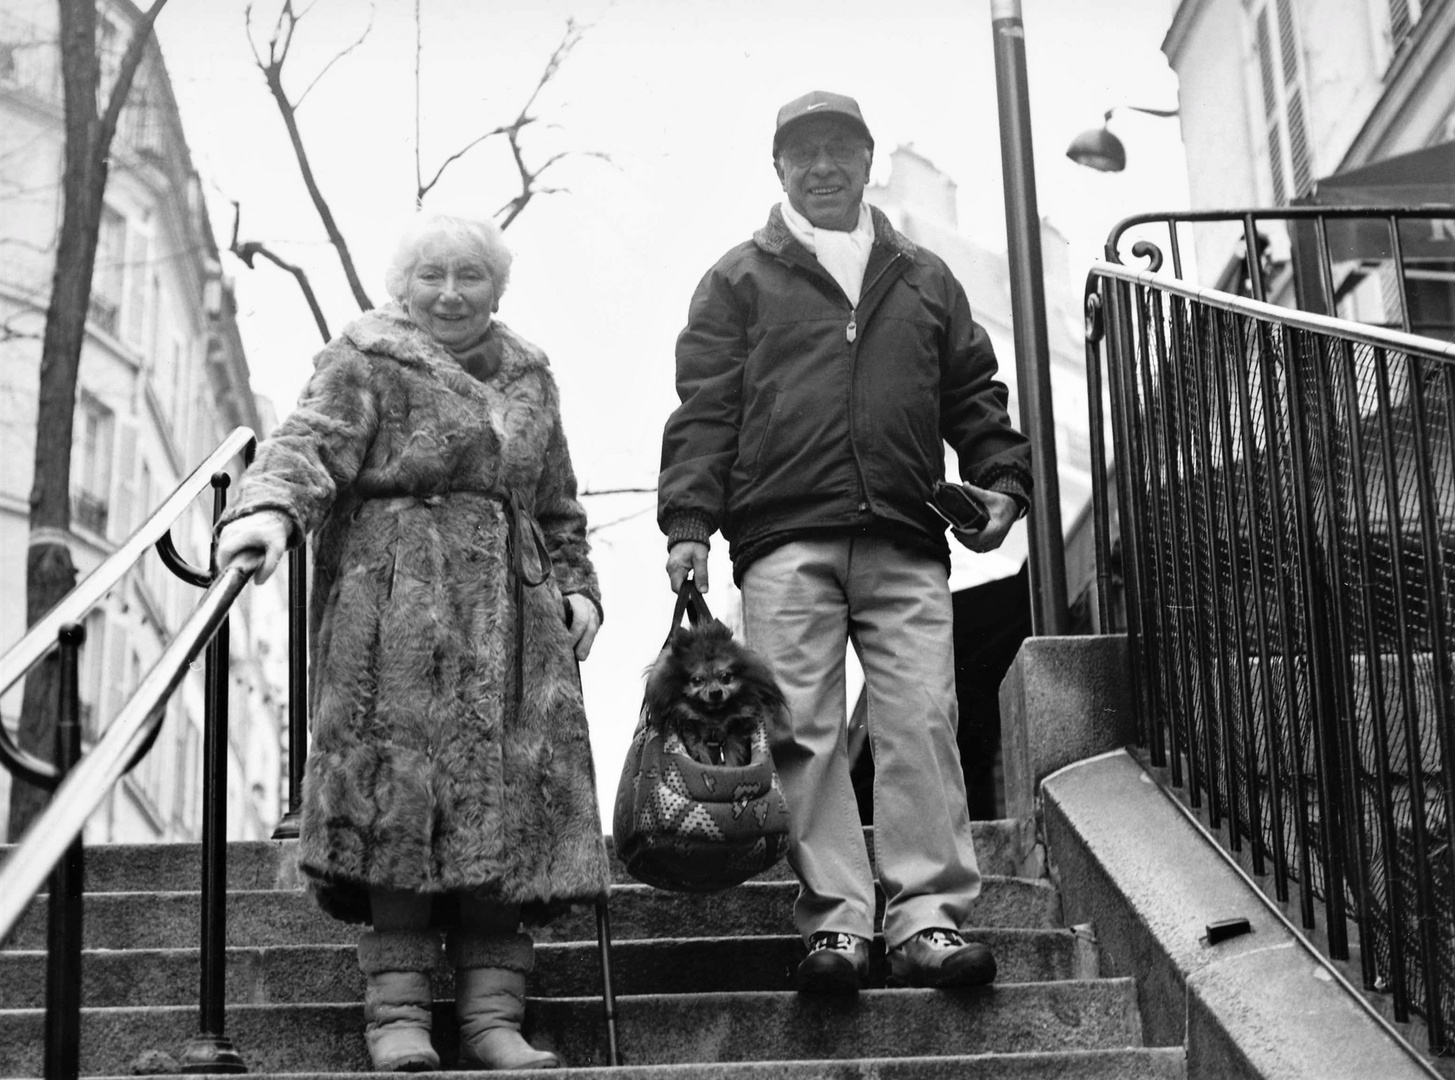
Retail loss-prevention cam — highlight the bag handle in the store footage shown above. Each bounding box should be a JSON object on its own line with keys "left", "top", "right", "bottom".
{"left": 667, "top": 576, "right": 714, "bottom": 642}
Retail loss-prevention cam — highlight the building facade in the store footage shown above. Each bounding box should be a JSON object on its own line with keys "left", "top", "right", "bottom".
{"left": 0, "top": 0, "right": 288, "bottom": 843}
{"left": 1161, "top": 0, "right": 1454, "bottom": 331}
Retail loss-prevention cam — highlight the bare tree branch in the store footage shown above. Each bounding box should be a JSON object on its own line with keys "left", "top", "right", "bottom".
{"left": 413, "top": 0, "right": 422, "bottom": 202}
{"left": 585, "top": 504, "right": 653, "bottom": 537}
{"left": 97, "top": 0, "right": 170, "bottom": 150}
{"left": 0, "top": 236, "right": 58, "bottom": 254}
{"left": 416, "top": 121, "right": 514, "bottom": 201}
{"left": 228, "top": 201, "right": 331, "bottom": 342}
{"left": 295, "top": 2, "right": 373, "bottom": 108}
{"left": 247, "top": 0, "right": 374, "bottom": 311}
{"left": 0, "top": 312, "right": 43, "bottom": 342}
{"left": 414, "top": 17, "right": 606, "bottom": 215}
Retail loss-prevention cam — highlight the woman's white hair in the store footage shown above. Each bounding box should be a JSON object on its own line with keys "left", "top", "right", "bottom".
{"left": 384, "top": 213, "right": 513, "bottom": 304}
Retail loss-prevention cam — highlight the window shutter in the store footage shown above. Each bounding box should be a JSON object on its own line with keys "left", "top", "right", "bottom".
{"left": 1286, "top": 88, "right": 1312, "bottom": 197}
{"left": 103, "top": 619, "right": 129, "bottom": 728}
{"left": 122, "top": 226, "right": 150, "bottom": 348}
{"left": 1273, "top": 0, "right": 1313, "bottom": 198}
{"left": 1255, "top": 9, "right": 1287, "bottom": 205}
{"left": 1390, "top": 0, "right": 1412, "bottom": 45}
{"left": 111, "top": 419, "right": 138, "bottom": 542}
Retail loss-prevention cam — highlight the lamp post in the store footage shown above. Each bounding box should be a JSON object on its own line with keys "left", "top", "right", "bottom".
{"left": 990, "top": 0, "right": 1069, "bottom": 636}
{"left": 1066, "top": 105, "right": 1180, "bottom": 173}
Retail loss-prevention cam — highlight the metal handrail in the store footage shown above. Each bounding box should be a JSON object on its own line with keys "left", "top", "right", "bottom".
{"left": 1085, "top": 259, "right": 1455, "bottom": 1054}
{"left": 1089, "top": 260, "right": 1455, "bottom": 360}
{"left": 0, "top": 426, "right": 256, "bottom": 698}
{"left": 0, "top": 558, "right": 258, "bottom": 944}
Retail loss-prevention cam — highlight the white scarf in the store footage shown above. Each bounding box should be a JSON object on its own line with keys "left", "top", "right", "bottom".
{"left": 779, "top": 201, "right": 874, "bottom": 307}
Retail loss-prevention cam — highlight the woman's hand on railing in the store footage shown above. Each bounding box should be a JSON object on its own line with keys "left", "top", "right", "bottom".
{"left": 215, "top": 510, "right": 291, "bottom": 585}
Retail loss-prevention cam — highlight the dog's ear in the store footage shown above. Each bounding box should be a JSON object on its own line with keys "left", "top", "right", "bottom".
{"left": 643, "top": 643, "right": 681, "bottom": 723}
{"left": 667, "top": 625, "right": 694, "bottom": 656}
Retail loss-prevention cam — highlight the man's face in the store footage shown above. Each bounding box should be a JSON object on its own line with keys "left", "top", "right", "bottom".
{"left": 775, "top": 117, "right": 872, "bottom": 231}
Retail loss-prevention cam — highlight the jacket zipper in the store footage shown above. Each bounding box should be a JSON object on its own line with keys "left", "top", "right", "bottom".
{"left": 846, "top": 253, "right": 901, "bottom": 512}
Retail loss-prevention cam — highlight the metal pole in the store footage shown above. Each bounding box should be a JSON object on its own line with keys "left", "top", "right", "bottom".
{"left": 181, "top": 472, "right": 246, "bottom": 1073}
{"left": 43, "top": 623, "right": 85, "bottom": 1080}
{"left": 990, "top": 0, "right": 1069, "bottom": 635}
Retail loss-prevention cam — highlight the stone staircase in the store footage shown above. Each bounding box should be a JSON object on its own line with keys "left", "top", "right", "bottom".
{"left": 0, "top": 824, "right": 1186, "bottom": 1078}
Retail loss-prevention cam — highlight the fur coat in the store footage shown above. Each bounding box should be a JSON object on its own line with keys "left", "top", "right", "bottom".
{"left": 220, "top": 304, "right": 610, "bottom": 923}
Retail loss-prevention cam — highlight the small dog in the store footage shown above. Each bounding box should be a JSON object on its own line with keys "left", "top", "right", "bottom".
{"left": 645, "top": 619, "right": 786, "bottom": 767}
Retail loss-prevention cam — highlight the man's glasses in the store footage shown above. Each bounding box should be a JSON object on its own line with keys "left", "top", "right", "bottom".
{"left": 779, "top": 140, "right": 868, "bottom": 168}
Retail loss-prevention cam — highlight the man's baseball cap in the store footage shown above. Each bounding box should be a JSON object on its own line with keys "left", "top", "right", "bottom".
{"left": 773, "top": 90, "right": 874, "bottom": 159}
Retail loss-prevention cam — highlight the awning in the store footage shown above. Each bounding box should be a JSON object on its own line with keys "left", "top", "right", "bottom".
{"left": 1310, "top": 140, "right": 1455, "bottom": 207}
{"left": 1289, "top": 142, "right": 1455, "bottom": 265}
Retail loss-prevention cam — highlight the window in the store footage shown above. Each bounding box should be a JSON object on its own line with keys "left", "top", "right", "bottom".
{"left": 79, "top": 610, "right": 107, "bottom": 741}
{"left": 72, "top": 397, "right": 114, "bottom": 535}
{"left": 122, "top": 221, "right": 152, "bottom": 349}
{"left": 91, "top": 207, "right": 126, "bottom": 335}
{"left": 1249, "top": 0, "right": 1313, "bottom": 204}
{"left": 1387, "top": 0, "right": 1424, "bottom": 54}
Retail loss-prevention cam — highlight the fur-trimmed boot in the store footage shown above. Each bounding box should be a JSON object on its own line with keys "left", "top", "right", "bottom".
{"left": 447, "top": 930, "right": 558, "bottom": 1070}
{"left": 358, "top": 929, "right": 443, "bottom": 1072}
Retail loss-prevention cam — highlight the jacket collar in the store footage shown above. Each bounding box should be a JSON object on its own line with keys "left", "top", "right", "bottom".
{"left": 754, "top": 203, "right": 918, "bottom": 262}
{"left": 341, "top": 303, "right": 545, "bottom": 381}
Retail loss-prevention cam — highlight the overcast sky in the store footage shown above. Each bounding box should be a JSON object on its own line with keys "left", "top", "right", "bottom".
{"left": 149, "top": 0, "right": 1190, "bottom": 818}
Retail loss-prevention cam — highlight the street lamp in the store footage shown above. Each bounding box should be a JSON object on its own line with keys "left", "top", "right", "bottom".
{"left": 1066, "top": 105, "right": 1180, "bottom": 172}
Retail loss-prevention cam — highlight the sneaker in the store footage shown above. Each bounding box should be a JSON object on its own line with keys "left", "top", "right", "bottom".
{"left": 886, "top": 928, "right": 996, "bottom": 988}
{"left": 795, "top": 931, "right": 870, "bottom": 994}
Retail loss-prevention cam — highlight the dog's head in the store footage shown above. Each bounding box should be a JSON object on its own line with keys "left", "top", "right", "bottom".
{"left": 672, "top": 621, "right": 745, "bottom": 708}
{"left": 646, "top": 620, "right": 750, "bottom": 713}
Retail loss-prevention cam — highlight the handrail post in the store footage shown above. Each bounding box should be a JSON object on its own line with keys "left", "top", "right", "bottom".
{"left": 180, "top": 472, "right": 246, "bottom": 1074}
{"left": 272, "top": 545, "right": 307, "bottom": 840}
{"left": 43, "top": 623, "right": 85, "bottom": 1080}
{"left": 990, "top": 0, "right": 1069, "bottom": 635}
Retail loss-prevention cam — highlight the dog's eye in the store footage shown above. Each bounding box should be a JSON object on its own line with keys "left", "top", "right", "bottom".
{"left": 689, "top": 675, "right": 705, "bottom": 685}
{"left": 716, "top": 670, "right": 733, "bottom": 681}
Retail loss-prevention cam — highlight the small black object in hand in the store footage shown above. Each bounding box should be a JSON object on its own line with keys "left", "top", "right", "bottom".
{"left": 928, "top": 480, "right": 990, "bottom": 533}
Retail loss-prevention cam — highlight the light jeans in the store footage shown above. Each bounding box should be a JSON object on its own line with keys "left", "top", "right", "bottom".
{"left": 740, "top": 535, "right": 981, "bottom": 949}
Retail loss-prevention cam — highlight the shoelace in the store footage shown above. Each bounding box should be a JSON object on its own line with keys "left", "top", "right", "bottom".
{"left": 916, "top": 929, "right": 967, "bottom": 950}
{"left": 808, "top": 932, "right": 860, "bottom": 953}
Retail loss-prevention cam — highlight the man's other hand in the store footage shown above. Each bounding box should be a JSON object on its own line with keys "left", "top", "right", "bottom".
{"left": 666, "top": 541, "right": 710, "bottom": 593}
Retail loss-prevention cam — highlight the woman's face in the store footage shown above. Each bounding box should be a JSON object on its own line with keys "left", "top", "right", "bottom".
{"left": 405, "top": 235, "right": 498, "bottom": 349}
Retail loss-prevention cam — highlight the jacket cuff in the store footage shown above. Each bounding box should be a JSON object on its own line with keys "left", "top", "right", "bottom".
{"left": 665, "top": 511, "right": 714, "bottom": 550}
{"left": 989, "top": 476, "right": 1031, "bottom": 519}
{"left": 214, "top": 503, "right": 305, "bottom": 547}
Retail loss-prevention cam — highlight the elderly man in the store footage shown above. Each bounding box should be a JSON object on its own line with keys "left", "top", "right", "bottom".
{"left": 658, "top": 90, "right": 1032, "bottom": 993}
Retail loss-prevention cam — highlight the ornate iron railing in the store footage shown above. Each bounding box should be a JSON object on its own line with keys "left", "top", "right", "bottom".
{"left": 0, "top": 424, "right": 621, "bottom": 1077}
{"left": 1085, "top": 253, "right": 1455, "bottom": 1056}
{"left": 0, "top": 428, "right": 278, "bottom": 1077}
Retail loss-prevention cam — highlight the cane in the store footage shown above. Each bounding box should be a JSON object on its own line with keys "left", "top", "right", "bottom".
{"left": 565, "top": 599, "right": 621, "bottom": 1067}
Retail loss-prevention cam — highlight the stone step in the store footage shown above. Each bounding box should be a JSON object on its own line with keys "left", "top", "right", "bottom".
{"left": 2, "top": 878, "right": 1062, "bottom": 952}
{"left": 0, "top": 981, "right": 1146, "bottom": 1076}
{"left": 83, "top": 1048, "right": 1189, "bottom": 1080}
{"left": 0, "top": 821, "right": 1041, "bottom": 895}
{"left": 0, "top": 926, "right": 1091, "bottom": 1008}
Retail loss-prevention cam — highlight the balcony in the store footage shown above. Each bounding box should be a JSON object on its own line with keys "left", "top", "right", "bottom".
{"left": 71, "top": 490, "right": 109, "bottom": 536}
{"left": 88, "top": 293, "right": 119, "bottom": 337}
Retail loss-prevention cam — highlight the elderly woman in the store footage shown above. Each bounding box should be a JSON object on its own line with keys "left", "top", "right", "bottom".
{"left": 215, "top": 213, "right": 608, "bottom": 1072}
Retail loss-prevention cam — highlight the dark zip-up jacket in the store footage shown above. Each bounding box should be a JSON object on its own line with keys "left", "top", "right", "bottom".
{"left": 659, "top": 204, "right": 1032, "bottom": 582}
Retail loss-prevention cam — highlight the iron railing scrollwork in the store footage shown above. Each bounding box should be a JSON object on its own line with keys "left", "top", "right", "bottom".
{"left": 1087, "top": 253, "right": 1455, "bottom": 1058}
